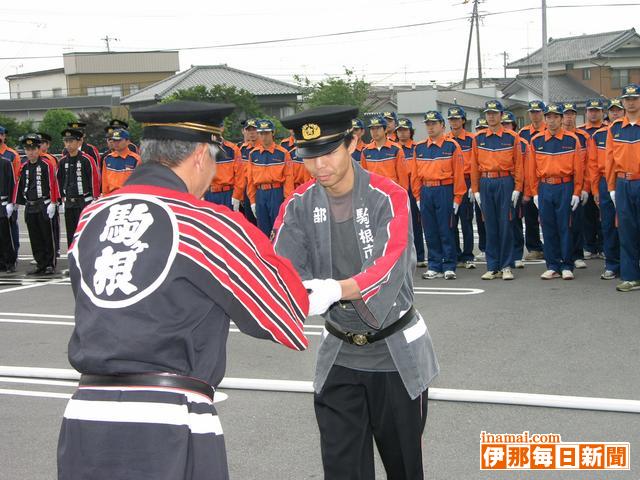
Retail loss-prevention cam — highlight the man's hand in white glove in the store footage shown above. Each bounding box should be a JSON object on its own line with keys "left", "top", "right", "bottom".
{"left": 474, "top": 192, "right": 481, "bottom": 207}
{"left": 453, "top": 202, "right": 459, "bottom": 215}
{"left": 610, "top": 190, "right": 616, "bottom": 208}
{"left": 5, "top": 203, "right": 14, "bottom": 217}
{"left": 580, "top": 190, "right": 589, "bottom": 205}
{"left": 571, "top": 195, "right": 580, "bottom": 211}
{"left": 231, "top": 198, "right": 240, "bottom": 212}
{"left": 511, "top": 190, "right": 520, "bottom": 208}
{"left": 251, "top": 203, "right": 257, "bottom": 217}
{"left": 533, "top": 195, "right": 539, "bottom": 209}
{"left": 416, "top": 200, "right": 420, "bottom": 211}
{"left": 46, "top": 203, "right": 56, "bottom": 219}
{"left": 468, "top": 187, "right": 473, "bottom": 201}
{"left": 303, "top": 278, "right": 342, "bottom": 317}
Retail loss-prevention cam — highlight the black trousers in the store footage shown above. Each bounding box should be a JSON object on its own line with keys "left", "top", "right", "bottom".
{"left": 64, "top": 205, "right": 85, "bottom": 248}
{"left": 52, "top": 209, "right": 60, "bottom": 254}
{"left": 0, "top": 216, "right": 17, "bottom": 267}
{"left": 25, "top": 210, "right": 55, "bottom": 269}
{"left": 314, "top": 365, "right": 429, "bottom": 480}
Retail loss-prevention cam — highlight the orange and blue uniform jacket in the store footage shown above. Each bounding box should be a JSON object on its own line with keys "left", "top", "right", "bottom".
{"left": 606, "top": 117, "right": 640, "bottom": 192}
{"left": 471, "top": 126, "right": 523, "bottom": 193}
{"left": 351, "top": 138, "right": 367, "bottom": 163}
{"left": 102, "top": 149, "right": 141, "bottom": 195}
{"left": 411, "top": 136, "right": 466, "bottom": 205}
{"left": 565, "top": 127, "right": 593, "bottom": 194}
{"left": 280, "top": 136, "right": 295, "bottom": 152}
{"left": 361, "top": 139, "right": 408, "bottom": 189}
{"left": 518, "top": 122, "right": 546, "bottom": 144}
{"left": 527, "top": 129, "right": 583, "bottom": 197}
{"left": 247, "top": 143, "right": 294, "bottom": 204}
{"left": 447, "top": 129, "right": 475, "bottom": 178}
{"left": 289, "top": 147, "right": 311, "bottom": 188}
{"left": 211, "top": 139, "right": 242, "bottom": 197}
{"left": 235, "top": 140, "right": 259, "bottom": 200}
{"left": 0, "top": 144, "right": 21, "bottom": 182}
{"left": 580, "top": 121, "right": 606, "bottom": 138}
{"left": 589, "top": 126, "right": 610, "bottom": 196}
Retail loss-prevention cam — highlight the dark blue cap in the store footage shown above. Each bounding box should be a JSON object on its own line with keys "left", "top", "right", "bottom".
{"left": 621, "top": 83, "right": 640, "bottom": 98}
{"left": 0, "top": 126, "right": 6, "bottom": 135}
{"left": 447, "top": 106, "right": 466, "bottom": 119}
{"left": 382, "top": 111, "right": 398, "bottom": 122}
{"left": 423, "top": 111, "right": 444, "bottom": 123}
{"left": 396, "top": 117, "right": 414, "bottom": 130}
{"left": 20, "top": 133, "right": 42, "bottom": 147}
{"left": 483, "top": 100, "right": 504, "bottom": 113}
{"left": 256, "top": 119, "right": 275, "bottom": 132}
{"left": 351, "top": 118, "right": 365, "bottom": 130}
{"left": 501, "top": 111, "right": 517, "bottom": 125}
{"left": 608, "top": 98, "right": 624, "bottom": 110}
{"left": 586, "top": 98, "right": 604, "bottom": 110}
{"left": 368, "top": 116, "right": 388, "bottom": 128}
{"left": 62, "top": 128, "right": 83, "bottom": 140}
{"left": 111, "top": 129, "right": 130, "bottom": 141}
{"left": 527, "top": 100, "right": 545, "bottom": 112}
{"left": 561, "top": 102, "right": 577, "bottom": 112}
{"left": 545, "top": 103, "right": 564, "bottom": 115}
{"left": 475, "top": 118, "right": 488, "bottom": 129}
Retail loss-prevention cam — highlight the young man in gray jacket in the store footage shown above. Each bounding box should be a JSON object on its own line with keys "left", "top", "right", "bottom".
{"left": 273, "top": 106, "right": 439, "bottom": 479}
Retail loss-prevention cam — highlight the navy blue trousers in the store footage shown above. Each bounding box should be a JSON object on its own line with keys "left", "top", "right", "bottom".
{"left": 409, "top": 188, "right": 425, "bottom": 262}
{"left": 479, "top": 176, "right": 515, "bottom": 271}
{"left": 421, "top": 184, "right": 456, "bottom": 272}
{"left": 539, "top": 182, "right": 574, "bottom": 272}
{"left": 204, "top": 190, "right": 233, "bottom": 210}
{"left": 524, "top": 200, "right": 543, "bottom": 252}
{"left": 455, "top": 177, "right": 475, "bottom": 262}
{"left": 598, "top": 178, "right": 620, "bottom": 274}
{"left": 256, "top": 187, "right": 284, "bottom": 236}
{"left": 616, "top": 178, "right": 640, "bottom": 281}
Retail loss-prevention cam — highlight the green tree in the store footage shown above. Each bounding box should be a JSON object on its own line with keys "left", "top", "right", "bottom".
{"left": 164, "top": 85, "right": 263, "bottom": 142}
{"left": 79, "top": 111, "right": 111, "bottom": 152}
{"left": 38, "top": 109, "right": 78, "bottom": 153}
{"left": 127, "top": 118, "right": 143, "bottom": 146}
{"left": 295, "top": 69, "right": 371, "bottom": 111}
{"left": 0, "top": 114, "right": 36, "bottom": 148}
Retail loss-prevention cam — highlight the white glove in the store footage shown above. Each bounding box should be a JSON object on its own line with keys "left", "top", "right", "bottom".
{"left": 58, "top": 203, "right": 65, "bottom": 214}
{"left": 468, "top": 187, "right": 473, "bottom": 201}
{"left": 303, "top": 278, "right": 342, "bottom": 317}
{"left": 533, "top": 195, "right": 539, "bottom": 209}
{"left": 5, "top": 203, "right": 14, "bottom": 217}
{"left": 474, "top": 192, "right": 482, "bottom": 207}
{"left": 251, "top": 203, "right": 257, "bottom": 217}
{"left": 46, "top": 203, "right": 56, "bottom": 219}
{"left": 416, "top": 200, "right": 421, "bottom": 210}
{"left": 580, "top": 190, "right": 589, "bottom": 205}
{"left": 231, "top": 198, "right": 240, "bottom": 212}
{"left": 453, "top": 202, "right": 459, "bottom": 215}
{"left": 511, "top": 190, "right": 520, "bottom": 208}
{"left": 610, "top": 190, "right": 616, "bottom": 208}
{"left": 571, "top": 195, "right": 580, "bottom": 211}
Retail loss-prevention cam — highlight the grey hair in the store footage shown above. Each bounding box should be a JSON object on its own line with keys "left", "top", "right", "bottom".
{"left": 140, "top": 139, "right": 221, "bottom": 167}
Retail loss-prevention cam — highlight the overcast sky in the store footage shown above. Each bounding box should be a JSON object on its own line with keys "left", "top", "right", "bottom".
{"left": 1, "top": 0, "right": 639, "bottom": 97}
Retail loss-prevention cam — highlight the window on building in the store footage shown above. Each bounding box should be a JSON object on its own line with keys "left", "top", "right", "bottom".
{"left": 582, "top": 68, "right": 591, "bottom": 80}
{"left": 128, "top": 84, "right": 139, "bottom": 94}
{"left": 32, "top": 90, "right": 41, "bottom": 98}
{"left": 611, "top": 69, "right": 629, "bottom": 89}
{"left": 565, "top": 63, "right": 574, "bottom": 71}
{"left": 87, "top": 85, "right": 123, "bottom": 97}
{"left": 52, "top": 88, "right": 63, "bottom": 97}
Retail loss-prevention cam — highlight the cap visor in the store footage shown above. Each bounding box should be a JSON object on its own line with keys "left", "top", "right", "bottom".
{"left": 483, "top": 108, "right": 502, "bottom": 113}
{"left": 296, "top": 137, "right": 344, "bottom": 159}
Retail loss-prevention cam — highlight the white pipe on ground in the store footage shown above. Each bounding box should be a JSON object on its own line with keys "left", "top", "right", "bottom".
{"left": 0, "top": 366, "right": 638, "bottom": 414}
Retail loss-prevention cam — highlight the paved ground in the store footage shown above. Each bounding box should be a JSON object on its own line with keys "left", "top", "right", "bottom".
{"left": 0, "top": 216, "right": 638, "bottom": 479}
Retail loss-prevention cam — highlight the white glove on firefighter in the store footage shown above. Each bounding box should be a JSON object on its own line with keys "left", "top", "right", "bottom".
{"left": 251, "top": 203, "right": 257, "bottom": 217}
{"left": 59, "top": 202, "right": 65, "bottom": 215}
{"left": 303, "top": 278, "right": 342, "bottom": 317}
{"left": 533, "top": 195, "right": 539, "bottom": 209}
{"left": 610, "top": 190, "right": 616, "bottom": 208}
{"left": 416, "top": 200, "right": 420, "bottom": 210}
{"left": 231, "top": 198, "right": 240, "bottom": 212}
{"left": 511, "top": 190, "right": 520, "bottom": 208}
{"left": 474, "top": 192, "right": 482, "bottom": 207}
{"left": 453, "top": 202, "right": 459, "bottom": 215}
{"left": 46, "top": 203, "right": 56, "bottom": 219}
{"left": 570, "top": 195, "right": 580, "bottom": 211}
{"left": 580, "top": 190, "right": 589, "bottom": 205}
{"left": 5, "top": 203, "right": 14, "bottom": 217}
{"left": 468, "top": 187, "right": 473, "bottom": 201}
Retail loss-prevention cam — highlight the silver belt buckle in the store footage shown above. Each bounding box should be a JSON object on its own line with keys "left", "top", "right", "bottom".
{"left": 351, "top": 333, "right": 369, "bottom": 346}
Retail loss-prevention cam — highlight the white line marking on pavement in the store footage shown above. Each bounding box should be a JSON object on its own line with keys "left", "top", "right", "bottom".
{"left": 0, "top": 278, "right": 67, "bottom": 294}
{"left": 0, "top": 388, "right": 71, "bottom": 399}
{"left": 0, "top": 312, "right": 74, "bottom": 319}
{"left": 0, "top": 318, "right": 75, "bottom": 326}
{"left": 414, "top": 287, "right": 484, "bottom": 295}
{"left": 0, "top": 377, "right": 78, "bottom": 387}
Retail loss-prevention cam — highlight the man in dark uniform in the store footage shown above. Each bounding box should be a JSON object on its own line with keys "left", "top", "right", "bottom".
{"left": 56, "top": 101, "right": 309, "bottom": 480}
{"left": 67, "top": 121, "right": 101, "bottom": 168}
{"left": 13, "top": 134, "right": 59, "bottom": 275}
{"left": 274, "top": 106, "right": 439, "bottom": 479}
{"left": 57, "top": 128, "right": 100, "bottom": 247}
{"left": 109, "top": 119, "right": 139, "bottom": 153}
{"left": 0, "top": 151, "right": 17, "bottom": 272}
{"left": 37, "top": 132, "right": 61, "bottom": 257}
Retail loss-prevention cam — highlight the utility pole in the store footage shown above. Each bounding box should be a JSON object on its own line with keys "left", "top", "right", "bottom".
{"left": 541, "top": 0, "right": 549, "bottom": 103}
{"left": 102, "top": 35, "right": 119, "bottom": 52}
{"left": 474, "top": 0, "right": 483, "bottom": 88}
{"left": 462, "top": 0, "right": 475, "bottom": 89}
{"left": 502, "top": 51, "right": 509, "bottom": 78}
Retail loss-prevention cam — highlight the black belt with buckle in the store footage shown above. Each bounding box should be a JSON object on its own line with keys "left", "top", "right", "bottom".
{"left": 66, "top": 196, "right": 90, "bottom": 204}
{"left": 26, "top": 199, "right": 48, "bottom": 206}
{"left": 79, "top": 373, "right": 214, "bottom": 401}
{"left": 324, "top": 306, "right": 416, "bottom": 346}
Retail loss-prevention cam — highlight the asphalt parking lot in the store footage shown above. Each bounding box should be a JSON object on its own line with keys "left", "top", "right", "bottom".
{"left": 0, "top": 218, "right": 638, "bottom": 479}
